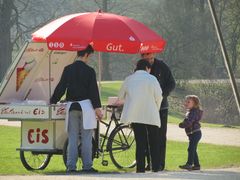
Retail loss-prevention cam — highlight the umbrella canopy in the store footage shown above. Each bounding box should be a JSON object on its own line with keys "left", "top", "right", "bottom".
{"left": 32, "top": 11, "right": 166, "bottom": 54}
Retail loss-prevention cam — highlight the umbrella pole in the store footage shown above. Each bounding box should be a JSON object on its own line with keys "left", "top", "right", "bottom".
{"left": 98, "top": 52, "right": 102, "bottom": 94}
{"left": 208, "top": 0, "right": 240, "bottom": 116}
{"left": 49, "top": 50, "right": 53, "bottom": 102}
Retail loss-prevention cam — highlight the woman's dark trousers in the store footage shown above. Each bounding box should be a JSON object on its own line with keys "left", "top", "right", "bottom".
{"left": 132, "top": 123, "right": 160, "bottom": 172}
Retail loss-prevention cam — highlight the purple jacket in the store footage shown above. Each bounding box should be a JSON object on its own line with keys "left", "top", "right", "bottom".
{"left": 179, "top": 108, "right": 203, "bottom": 135}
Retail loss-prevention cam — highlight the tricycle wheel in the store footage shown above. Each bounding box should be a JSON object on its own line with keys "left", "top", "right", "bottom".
{"left": 20, "top": 150, "right": 51, "bottom": 170}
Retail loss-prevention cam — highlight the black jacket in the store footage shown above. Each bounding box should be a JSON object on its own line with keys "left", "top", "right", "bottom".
{"left": 150, "top": 59, "right": 175, "bottom": 110}
{"left": 50, "top": 60, "right": 101, "bottom": 109}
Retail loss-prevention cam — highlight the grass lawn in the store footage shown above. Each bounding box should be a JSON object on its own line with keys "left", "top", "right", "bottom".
{"left": 100, "top": 81, "right": 122, "bottom": 105}
{"left": 0, "top": 125, "right": 240, "bottom": 175}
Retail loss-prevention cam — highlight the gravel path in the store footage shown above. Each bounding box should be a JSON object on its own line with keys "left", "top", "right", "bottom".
{"left": 167, "top": 124, "right": 240, "bottom": 146}
{"left": 0, "top": 168, "right": 240, "bottom": 180}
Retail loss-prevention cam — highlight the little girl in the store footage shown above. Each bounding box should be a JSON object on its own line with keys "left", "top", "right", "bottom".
{"left": 179, "top": 95, "right": 203, "bottom": 171}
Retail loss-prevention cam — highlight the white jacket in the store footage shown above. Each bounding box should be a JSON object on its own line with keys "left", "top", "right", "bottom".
{"left": 119, "top": 70, "right": 162, "bottom": 127}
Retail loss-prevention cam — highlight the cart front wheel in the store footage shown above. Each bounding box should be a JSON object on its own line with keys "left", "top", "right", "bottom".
{"left": 20, "top": 150, "right": 51, "bottom": 170}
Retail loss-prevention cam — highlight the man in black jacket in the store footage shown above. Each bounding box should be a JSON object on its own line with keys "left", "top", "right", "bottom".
{"left": 142, "top": 53, "right": 175, "bottom": 171}
{"left": 50, "top": 45, "right": 103, "bottom": 173}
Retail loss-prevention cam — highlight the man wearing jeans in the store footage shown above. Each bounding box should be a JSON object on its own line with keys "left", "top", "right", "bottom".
{"left": 50, "top": 45, "right": 103, "bottom": 173}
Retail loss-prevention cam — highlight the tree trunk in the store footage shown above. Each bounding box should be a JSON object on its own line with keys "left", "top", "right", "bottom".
{"left": 0, "top": 0, "right": 14, "bottom": 81}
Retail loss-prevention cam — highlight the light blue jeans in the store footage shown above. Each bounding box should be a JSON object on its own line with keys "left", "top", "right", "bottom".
{"left": 67, "top": 110, "right": 93, "bottom": 170}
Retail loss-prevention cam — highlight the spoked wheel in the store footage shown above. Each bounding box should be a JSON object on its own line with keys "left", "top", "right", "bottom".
{"left": 108, "top": 125, "right": 136, "bottom": 169}
{"left": 20, "top": 150, "right": 51, "bottom": 170}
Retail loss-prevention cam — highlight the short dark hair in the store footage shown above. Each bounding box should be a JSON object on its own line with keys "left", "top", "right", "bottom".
{"left": 135, "top": 59, "right": 152, "bottom": 71}
{"left": 77, "top": 45, "right": 94, "bottom": 57}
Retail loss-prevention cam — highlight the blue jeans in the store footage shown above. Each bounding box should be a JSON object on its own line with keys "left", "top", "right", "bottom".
{"left": 187, "top": 130, "right": 202, "bottom": 166}
{"left": 67, "top": 110, "right": 93, "bottom": 170}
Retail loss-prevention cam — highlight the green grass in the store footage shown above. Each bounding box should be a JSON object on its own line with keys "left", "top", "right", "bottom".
{"left": 0, "top": 126, "right": 239, "bottom": 175}
{"left": 100, "top": 81, "right": 122, "bottom": 105}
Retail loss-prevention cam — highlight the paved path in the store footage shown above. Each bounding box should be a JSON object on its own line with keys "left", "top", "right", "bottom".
{"left": 167, "top": 124, "right": 240, "bottom": 147}
{"left": 0, "top": 168, "right": 240, "bottom": 180}
{"left": 1, "top": 120, "right": 240, "bottom": 146}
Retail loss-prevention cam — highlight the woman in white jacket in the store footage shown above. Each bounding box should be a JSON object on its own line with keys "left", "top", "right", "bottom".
{"left": 117, "top": 59, "right": 162, "bottom": 173}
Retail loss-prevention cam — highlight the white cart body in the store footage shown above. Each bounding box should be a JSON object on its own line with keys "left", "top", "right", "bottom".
{"left": 0, "top": 41, "right": 77, "bottom": 152}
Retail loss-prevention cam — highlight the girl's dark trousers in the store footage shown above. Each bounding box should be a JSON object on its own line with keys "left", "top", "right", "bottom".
{"left": 187, "top": 130, "right": 202, "bottom": 166}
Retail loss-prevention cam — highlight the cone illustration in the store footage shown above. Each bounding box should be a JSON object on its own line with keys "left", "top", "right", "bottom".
{"left": 16, "top": 59, "right": 36, "bottom": 91}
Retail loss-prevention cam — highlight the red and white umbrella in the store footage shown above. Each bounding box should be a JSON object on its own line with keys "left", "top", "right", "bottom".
{"left": 32, "top": 11, "right": 166, "bottom": 54}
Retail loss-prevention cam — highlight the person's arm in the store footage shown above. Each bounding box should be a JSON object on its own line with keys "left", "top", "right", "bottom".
{"left": 50, "top": 67, "right": 68, "bottom": 104}
{"left": 88, "top": 69, "right": 103, "bottom": 120}
{"left": 89, "top": 68, "right": 101, "bottom": 109}
{"left": 179, "top": 110, "right": 196, "bottom": 128}
{"left": 118, "top": 78, "right": 128, "bottom": 101}
{"left": 162, "top": 63, "right": 176, "bottom": 98}
{"left": 153, "top": 77, "right": 163, "bottom": 110}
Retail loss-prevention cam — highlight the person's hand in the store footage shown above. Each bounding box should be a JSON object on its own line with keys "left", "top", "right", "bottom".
{"left": 179, "top": 122, "right": 184, "bottom": 128}
{"left": 95, "top": 108, "right": 103, "bottom": 120}
{"left": 113, "top": 99, "right": 124, "bottom": 106}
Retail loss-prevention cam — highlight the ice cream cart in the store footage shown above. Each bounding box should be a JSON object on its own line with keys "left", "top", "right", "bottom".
{"left": 0, "top": 41, "right": 76, "bottom": 170}
{"left": 0, "top": 41, "right": 136, "bottom": 170}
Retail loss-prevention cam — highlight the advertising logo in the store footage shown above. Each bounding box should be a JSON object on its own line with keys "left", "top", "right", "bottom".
{"left": 106, "top": 43, "right": 124, "bottom": 52}
{"left": 129, "top": 36, "right": 136, "bottom": 41}
{"left": 27, "top": 128, "right": 49, "bottom": 144}
{"left": 16, "top": 59, "right": 37, "bottom": 91}
{"left": 26, "top": 48, "right": 44, "bottom": 52}
{"left": 56, "top": 107, "right": 66, "bottom": 116}
{"left": 140, "top": 45, "right": 149, "bottom": 52}
{"left": 33, "top": 108, "right": 45, "bottom": 115}
{"left": 48, "top": 42, "right": 64, "bottom": 49}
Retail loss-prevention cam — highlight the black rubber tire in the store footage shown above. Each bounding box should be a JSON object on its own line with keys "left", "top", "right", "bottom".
{"left": 20, "top": 150, "right": 51, "bottom": 170}
{"left": 108, "top": 125, "right": 136, "bottom": 169}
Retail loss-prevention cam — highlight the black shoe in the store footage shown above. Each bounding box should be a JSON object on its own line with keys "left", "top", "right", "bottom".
{"left": 81, "top": 167, "right": 98, "bottom": 173}
{"left": 179, "top": 164, "right": 192, "bottom": 171}
{"left": 192, "top": 165, "right": 201, "bottom": 170}
{"left": 145, "top": 164, "right": 151, "bottom": 171}
{"left": 66, "top": 169, "right": 77, "bottom": 173}
{"left": 136, "top": 170, "right": 145, "bottom": 173}
{"left": 158, "top": 165, "right": 164, "bottom": 171}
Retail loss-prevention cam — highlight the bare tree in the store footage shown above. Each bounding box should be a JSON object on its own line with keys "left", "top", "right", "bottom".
{"left": 0, "top": 0, "right": 67, "bottom": 81}
{"left": 0, "top": 0, "right": 14, "bottom": 80}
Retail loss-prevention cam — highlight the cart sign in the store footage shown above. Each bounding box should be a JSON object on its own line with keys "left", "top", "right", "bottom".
{"left": 0, "top": 104, "right": 49, "bottom": 119}
{"left": 22, "top": 121, "right": 54, "bottom": 149}
{"left": 51, "top": 104, "right": 66, "bottom": 119}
